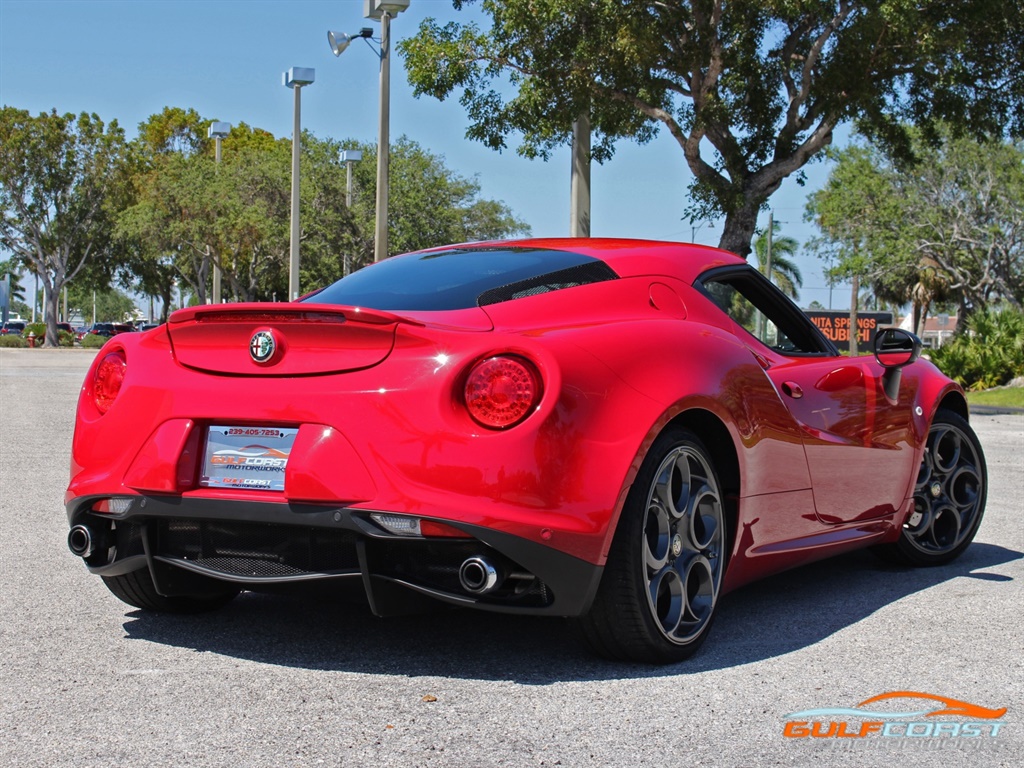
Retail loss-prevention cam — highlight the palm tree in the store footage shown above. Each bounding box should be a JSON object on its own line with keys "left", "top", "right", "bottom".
{"left": 752, "top": 221, "right": 803, "bottom": 300}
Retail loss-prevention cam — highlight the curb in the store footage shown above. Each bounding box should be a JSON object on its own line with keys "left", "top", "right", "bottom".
{"left": 969, "top": 405, "right": 1024, "bottom": 416}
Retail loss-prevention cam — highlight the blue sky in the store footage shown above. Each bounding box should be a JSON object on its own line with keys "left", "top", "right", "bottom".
{"left": 1, "top": 0, "right": 850, "bottom": 308}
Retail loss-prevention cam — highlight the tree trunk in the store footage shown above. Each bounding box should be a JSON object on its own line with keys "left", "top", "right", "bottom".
{"left": 915, "top": 300, "right": 930, "bottom": 338}
{"left": 717, "top": 203, "right": 761, "bottom": 257}
{"left": 44, "top": 279, "right": 61, "bottom": 347}
{"left": 159, "top": 285, "right": 173, "bottom": 322}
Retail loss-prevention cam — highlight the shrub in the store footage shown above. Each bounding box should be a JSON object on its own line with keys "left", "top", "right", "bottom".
{"left": 80, "top": 333, "right": 110, "bottom": 349}
{"left": 19, "top": 323, "right": 75, "bottom": 347}
{"left": 929, "top": 307, "right": 1024, "bottom": 390}
{"left": 24, "top": 322, "right": 46, "bottom": 339}
{"left": 0, "top": 334, "right": 27, "bottom": 348}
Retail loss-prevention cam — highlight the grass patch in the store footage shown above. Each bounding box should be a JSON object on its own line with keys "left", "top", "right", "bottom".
{"left": 80, "top": 333, "right": 110, "bottom": 349}
{"left": 966, "top": 387, "right": 1024, "bottom": 408}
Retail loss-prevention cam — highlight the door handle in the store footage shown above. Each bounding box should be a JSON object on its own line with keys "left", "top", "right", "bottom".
{"left": 782, "top": 381, "right": 803, "bottom": 399}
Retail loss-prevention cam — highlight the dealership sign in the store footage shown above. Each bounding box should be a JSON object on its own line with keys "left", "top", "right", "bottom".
{"left": 804, "top": 310, "right": 894, "bottom": 352}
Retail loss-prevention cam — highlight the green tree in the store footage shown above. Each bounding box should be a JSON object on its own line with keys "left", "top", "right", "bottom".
{"left": 137, "top": 106, "right": 211, "bottom": 156}
{"left": 346, "top": 136, "right": 529, "bottom": 261}
{"left": 118, "top": 108, "right": 219, "bottom": 306}
{"left": 119, "top": 109, "right": 529, "bottom": 304}
{"left": 67, "top": 284, "right": 137, "bottom": 325}
{"left": 120, "top": 112, "right": 359, "bottom": 304}
{"left": 806, "top": 133, "right": 1024, "bottom": 342}
{"left": 313, "top": 136, "right": 529, "bottom": 283}
{"left": 0, "top": 108, "right": 129, "bottom": 346}
{"left": 893, "top": 132, "right": 1024, "bottom": 313}
{"left": 805, "top": 144, "right": 908, "bottom": 353}
{"left": 116, "top": 107, "right": 215, "bottom": 317}
{"left": 401, "top": 0, "right": 1024, "bottom": 256}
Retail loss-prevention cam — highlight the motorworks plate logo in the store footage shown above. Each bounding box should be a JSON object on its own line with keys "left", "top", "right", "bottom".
{"left": 250, "top": 330, "right": 277, "bottom": 364}
{"left": 784, "top": 691, "right": 1006, "bottom": 741}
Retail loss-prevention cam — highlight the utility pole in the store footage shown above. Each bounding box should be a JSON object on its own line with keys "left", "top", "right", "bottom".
{"left": 849, "top": 273, "right": 860, "bottom": 356}
{"left": 341, "top": 149, "right": 362, "bottom": 276}
{"left": 757, "top": 211, "right": 774, "bottom": 342}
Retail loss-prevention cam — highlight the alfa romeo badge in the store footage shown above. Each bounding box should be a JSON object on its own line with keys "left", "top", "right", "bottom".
{"left": 249, "top": 330, "right": 277, "bottom": 364}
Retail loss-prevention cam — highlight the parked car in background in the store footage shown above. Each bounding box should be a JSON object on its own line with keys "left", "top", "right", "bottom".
{"left": 1, "top": 320, "right": 27, "bottom": 336}
{"left": 82, "top": 322, "right": 132, "bottom": 338}
{"left": 136, "top": 321, "right": 162, "bottom": 332}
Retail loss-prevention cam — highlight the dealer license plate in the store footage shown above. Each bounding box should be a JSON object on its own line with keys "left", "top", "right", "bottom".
{"left": 201, "top": 425, "right": 299, "bottom": 492}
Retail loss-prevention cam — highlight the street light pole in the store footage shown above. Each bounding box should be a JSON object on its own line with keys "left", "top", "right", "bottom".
{"left": 374, "top": 10, "right": 392, "bottom": 262}
{"left": 330, "top": 2, "right": 409, "bottom": 262}
{"left": 290, "top": 84, "right": 303, "bottom": 299}
{"left": 341, "top": 149, "right": 363, "bottom": 276}
{"left": 208, "top": 122, "right": 231, "bottom": 304}
{"left": 283, "top": 67, "right": 315, "bottom": 302}
{"left": 342, "top": 150, "right": 362, "bottom": 209}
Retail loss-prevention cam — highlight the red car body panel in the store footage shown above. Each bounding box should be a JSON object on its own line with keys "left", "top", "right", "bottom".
{"left": 66, "top": 238, "right": 968, "bottom": 616}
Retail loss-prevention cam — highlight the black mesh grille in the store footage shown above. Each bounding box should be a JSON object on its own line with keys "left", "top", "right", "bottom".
{"left": 192, "top": 556, "right": 308, "bottom": 578}
{"left": 477, "top": 262, "right": 618, "bottom": 306}
{"left": 115, "top": 520, "right": 145, "bottom": 559}
{"left": 154, "top": 519, "right": 360, "bottom": 577}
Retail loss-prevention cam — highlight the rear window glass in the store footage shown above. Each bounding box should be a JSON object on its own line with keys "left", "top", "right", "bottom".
{"left": 305, "top": 247, "right": 618, "bottom": 311}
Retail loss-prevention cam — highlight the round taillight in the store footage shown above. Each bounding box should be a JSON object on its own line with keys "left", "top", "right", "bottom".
{"left": 93, "top": 350, "right": 126, "bottom": 414}
{"left": 464, "top": 355, "right": 542, "bottom": 429}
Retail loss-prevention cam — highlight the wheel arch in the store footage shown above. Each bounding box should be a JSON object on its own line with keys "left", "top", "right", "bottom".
{"left": 937, "top": 389, "right": 969, "bottom": 421}
{"left": 665, "top": 408, "right": 741, "bottom": 561}
{"left": 580, "top": 406, "right": 742, "bottom": 661}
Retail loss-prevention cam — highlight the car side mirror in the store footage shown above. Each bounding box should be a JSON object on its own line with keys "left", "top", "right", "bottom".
{"left": 873, "top": 328, "right": 923, "bottom": 402}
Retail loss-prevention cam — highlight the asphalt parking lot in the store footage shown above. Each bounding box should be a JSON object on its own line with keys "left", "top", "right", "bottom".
{"left": 2, "top": 348, "right": 1021, "bottom": 768}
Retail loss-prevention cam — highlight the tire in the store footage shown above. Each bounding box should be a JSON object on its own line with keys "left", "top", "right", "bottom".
{"left": 102, "top": 569, "right": 240, "bottom": 613}
{"left": 874, "top": 409, "right": 987, "bottom": 566}
{"left": 579, "top": 427, "right": 728, "bottom": 663}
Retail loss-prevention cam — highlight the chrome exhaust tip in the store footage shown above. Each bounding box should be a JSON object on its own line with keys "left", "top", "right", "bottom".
{"left": 458, "top": 556, "right": 501, "bottom": 595}
{"left": 68, "top": 525, "right": 94, "bottom": 558}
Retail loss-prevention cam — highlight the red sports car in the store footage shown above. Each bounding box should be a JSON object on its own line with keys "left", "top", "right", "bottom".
{"left": 66, "top": 239, "right": 987, "bottom": 662}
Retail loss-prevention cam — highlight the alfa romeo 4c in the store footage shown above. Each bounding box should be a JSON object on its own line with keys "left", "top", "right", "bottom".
{"left": 66, "top": 239, "right": 986, "bottom": 662}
